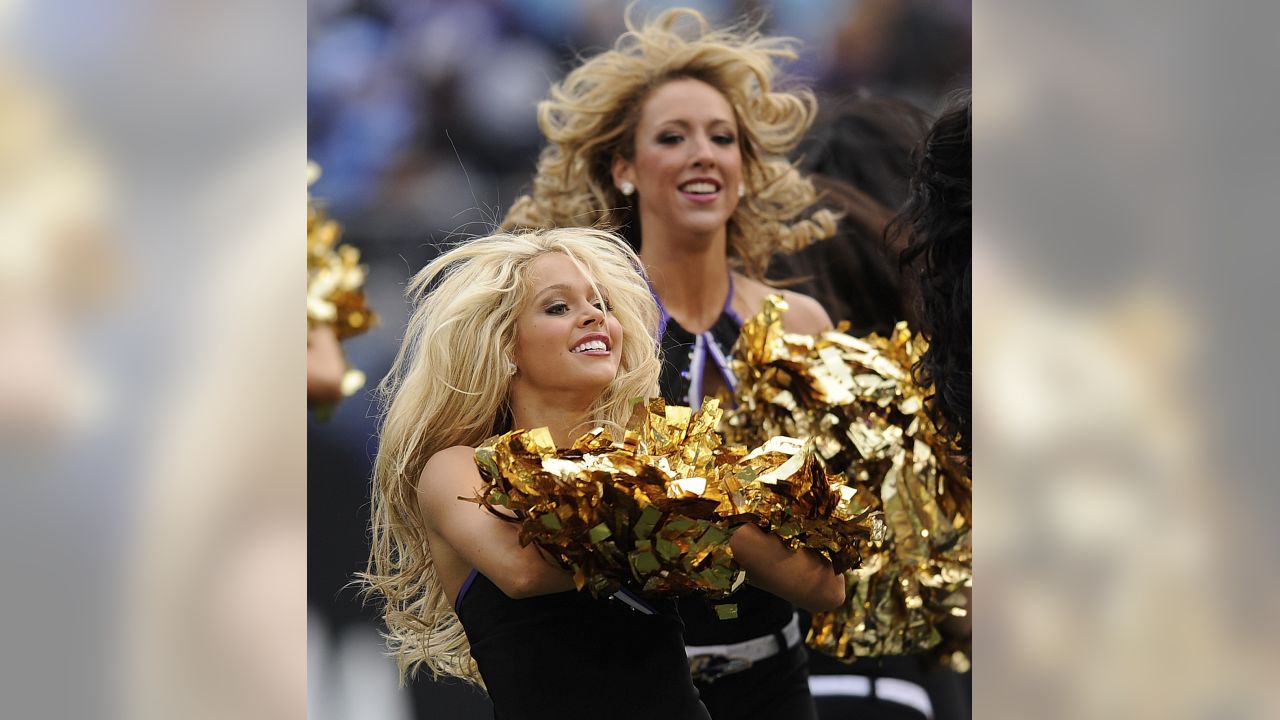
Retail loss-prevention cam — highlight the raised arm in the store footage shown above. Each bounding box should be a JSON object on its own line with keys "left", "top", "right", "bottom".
{"left": 729, "top": 523, "right": 846, "bottom": 613}
{"left": 417, "top": 446, "right": 575, "bottom": 600}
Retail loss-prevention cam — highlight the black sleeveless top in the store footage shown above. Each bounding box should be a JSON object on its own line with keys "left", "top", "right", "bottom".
{"left": 456, "top": 571, "right": 710, "bottom": 720}
{"left": 654, "top": 277, "right": 744, "bottom": 410}
{"left": 655, "top": 281, "right": 817, "bottom": 720}
{"left": 652, "top": 282, "right": 799, "bottom": 645}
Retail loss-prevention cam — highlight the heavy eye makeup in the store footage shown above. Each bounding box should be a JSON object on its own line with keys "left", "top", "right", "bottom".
{"left": 542, "top": 297, "right": 613, "bottom": 315}
{"left": 652, "top": 124, "right": 736, "bottom": 146}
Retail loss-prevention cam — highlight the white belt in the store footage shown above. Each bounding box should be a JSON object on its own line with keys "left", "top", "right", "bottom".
{"left": 808, "top": 675, "right": 934, "bottom": 718}
{"left": 685, "top": 613, "right": 802, "bottom": 663}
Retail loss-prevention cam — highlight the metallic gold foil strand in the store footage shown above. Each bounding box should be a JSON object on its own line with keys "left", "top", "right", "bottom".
{"left": 728, "top": 295, "right": 971, "bottom": 668}
{"left": 474, "top": 408, "right": 746, "bottom": 600}
{"left": 473, "top": 395, "right": 878, "bottom": 603}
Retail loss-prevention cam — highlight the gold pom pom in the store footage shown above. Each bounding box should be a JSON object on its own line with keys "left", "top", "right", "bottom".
{"left": 727, "top": 295, "right": 971, "bottom": 667}
{"left": 474, "top": 396, "right": 878, "bottom": 601}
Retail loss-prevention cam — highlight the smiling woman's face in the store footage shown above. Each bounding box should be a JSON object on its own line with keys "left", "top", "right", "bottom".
{"left": 613, "top": 78, "right": 744, "bottom": 242}
{"left": 511, "top": 252, "right": 624, "bottom": 399}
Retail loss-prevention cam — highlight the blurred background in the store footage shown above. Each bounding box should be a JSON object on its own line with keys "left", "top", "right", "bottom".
{"left": 2, "top": 0, "right": 1278, "bottom": 718}
{"left": 306, "top": 1, "right": 968, "bottom": 718}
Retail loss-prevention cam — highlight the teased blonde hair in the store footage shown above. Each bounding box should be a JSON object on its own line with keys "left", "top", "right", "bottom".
{"left": 502, "top": 6, "right": 838, "bottom": 279}
{"left": 362, "top": 228, "right": 661, "bottom": 686}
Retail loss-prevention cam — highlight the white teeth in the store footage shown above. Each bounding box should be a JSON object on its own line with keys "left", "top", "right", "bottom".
{"left": 572, "top": 340, "right": 608, "bottom": 353}
{"left": 680, "top": 182, "right": 718, "bottom": 194}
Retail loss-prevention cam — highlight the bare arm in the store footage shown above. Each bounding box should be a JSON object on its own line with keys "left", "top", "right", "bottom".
{"left": 729, "top": 524, "right": 846, "bottom": 613}
{"left": 306, "top": 323, "right": 346, "bottom": 406}
{"left": 417, "top": 446, "right": 575, "bottom": 599}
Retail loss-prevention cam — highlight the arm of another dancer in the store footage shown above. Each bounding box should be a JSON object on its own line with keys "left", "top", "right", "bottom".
{"left": 418, "top": 445, "right": 576, "bottom": 599}
{"left": 730, "top": 524, "right": 846, "bottom": 613}
{"left": 306, "top": 323, "right": 346, "bottom": 406}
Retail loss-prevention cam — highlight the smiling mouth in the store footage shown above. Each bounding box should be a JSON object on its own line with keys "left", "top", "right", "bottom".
{"left": 679, "top": 180, "right": 721, "bottom": 196}
{"left": 571, "top": 339, "right": 610, "bottom": 353}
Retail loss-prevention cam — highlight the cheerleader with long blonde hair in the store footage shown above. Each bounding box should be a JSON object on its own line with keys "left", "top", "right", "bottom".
{"left": 361, "top": 227, "right": 842, "bottom": 719}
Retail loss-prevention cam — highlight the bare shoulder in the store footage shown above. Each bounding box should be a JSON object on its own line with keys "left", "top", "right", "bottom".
{"left": 417, "top": 446, "right": 483, "bottom": 514}
{"left": 777, "top": 290, "right": 833, "bottom": 334}
{"left": 732, "top": 274, "right": 779, "bottom": 317}
{"left": 732, "top": 274, "right": 832, "bottom": 334}
{"left": 426, "top": 444, "right": 478, "bottom": 468}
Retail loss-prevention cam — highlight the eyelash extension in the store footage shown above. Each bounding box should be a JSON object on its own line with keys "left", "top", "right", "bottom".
{"left": 546, "top": 300, "right": 612, "bottom": 314}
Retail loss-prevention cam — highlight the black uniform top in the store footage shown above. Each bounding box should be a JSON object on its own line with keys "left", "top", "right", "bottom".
{"left": 654, "top": 284, "right": 744, "bottom": 411}
{"left": 456, "top": 570, "right": 711, "bottom": 720}
{"left": 653, "top": 285, "right": 797, "bottom": 643}
{"left": 654, "top": 287, "right": 816, "bottom": 719}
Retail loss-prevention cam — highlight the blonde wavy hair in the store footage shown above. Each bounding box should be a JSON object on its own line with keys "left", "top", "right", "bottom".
{"left": 502, "top": 6, "right": 838, "bottom": 279}
{"left": 361, "top": 228, "right": 661, "bottom": 686}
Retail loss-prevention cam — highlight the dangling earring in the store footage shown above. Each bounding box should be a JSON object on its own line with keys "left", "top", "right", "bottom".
{"left": 619, "top": 181, "right": 635, "bottom": 197}
{"left": 738, "top": 182, "right": 746, "bottom": 199}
